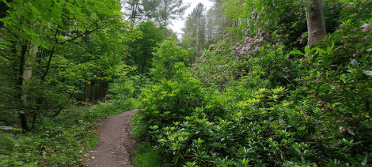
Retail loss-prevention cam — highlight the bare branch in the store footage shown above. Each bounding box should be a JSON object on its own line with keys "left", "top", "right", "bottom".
{"left": 4, "top": 26, "right": 19, "bottom": 40}
{"left": 59, "top": 20, "right": 102, "bottom": 45}
{"left": 41, "top": 47, "right": 55, "bottom": 82}
{"left": 0, "top": 52, "right": 11, "bottom": 60}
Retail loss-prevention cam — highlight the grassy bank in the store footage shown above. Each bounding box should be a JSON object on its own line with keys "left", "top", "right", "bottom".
{"left": 0, "top": 99, "right": 140, "bottom": 166}
{"left": 131, "top": 142, "right": 162, "bottom": 167}
{"left": 131, "top": 112, "right": 162, "bottom": 167}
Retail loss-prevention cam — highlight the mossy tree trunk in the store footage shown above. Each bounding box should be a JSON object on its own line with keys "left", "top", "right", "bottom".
{"left": 304, "top": 0, "right": 327, "bottom": 48}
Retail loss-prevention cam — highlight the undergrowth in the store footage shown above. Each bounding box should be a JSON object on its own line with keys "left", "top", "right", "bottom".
{"left": 131, "top": 0, "right": 372, "bottom": 166}
{"left": 131, "top": 142, "right": 162, "bottom": 167}
{"left": 0, "top": 98, "right": 139, "bottom": 166}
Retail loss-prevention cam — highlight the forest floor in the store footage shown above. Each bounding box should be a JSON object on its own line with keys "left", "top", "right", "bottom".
{"left": 86, "top": 109, "right": 137, "bottom": 167}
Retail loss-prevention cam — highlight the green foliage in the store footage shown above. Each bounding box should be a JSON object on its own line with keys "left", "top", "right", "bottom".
{"left": 183, "top": 3, "right": 207, "bottom": 59}
{"left": 154, "top": 0, "right": 190, "bottom": 28}
{"left": 0, "top": 0, "right": 139, "bottom": 130}
{"left": 134, "top": 63, "right": 204, "bottom": 141}
{"left": 191, "top": 41, "right": 235, "bottom": 90}
{"left": 0, "top": 133, "right": 15, "bottom": 155}
{"left": 0, "top": 101, "right": 138, "bottom": 166}
{"left": 133, "top": 0, "right": 372, "bottom": 166}
{"left": 286, "top": 1, "right": 372, "bottom": 165}
{"left": 108, "top": 72, "right": 138, "bottom": 99}
{"left": 128, "top": 21, "right": 167, "bottom": 76}
{"left": 132, "top": 143, "right": 162, "bottom": 167}
{"left": 107, "top": 73, "right": 148, "bottom": 110}
{"left": 0, "top": 0, "right": 144, "bottom": 165}
{"left": 151, "top": 39, "right": 190, "bottom": 81}
{"left": 1, "top": 0, "right": 371, "bottom": 166}
{"left": 134, "top": 75, "right": 306, "bottom": 166}
{"left": 192, "top": 39, "right": 296, "bottom": 90}
{"left": 222, "top": 0, "right": 342, "bottom": 50}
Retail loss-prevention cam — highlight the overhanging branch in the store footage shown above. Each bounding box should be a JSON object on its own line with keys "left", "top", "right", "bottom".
{"left": 40, "top": 46, "right": 55, "bottom": 82}
{"left": 58, "top": 27, "right": 101, "bottom": 45}
{"left": 0, "top": 52, "right": 11, "bottom": 60}
{"left": 58, "top": 20, "right": 102, "bottom": 45}
{"left": 4, "top": 26, "right": 19, "bottom": 40}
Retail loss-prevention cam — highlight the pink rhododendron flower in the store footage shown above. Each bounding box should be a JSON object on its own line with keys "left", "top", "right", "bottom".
{"left": 258, "top": 37, "right": 264, "bottom": 43}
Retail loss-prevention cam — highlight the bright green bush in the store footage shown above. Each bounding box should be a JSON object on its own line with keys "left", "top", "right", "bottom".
{"left": 134, "top": 63, "right": 205, "bottom": 143}
{"left": 133, "top": 0, "right": 372, "bottom": 166}
{"left": 151, "top": 39, "right": 190, "bottom": 82}
{"left": 134, "top": 75, "right": 311, "bottom": 166}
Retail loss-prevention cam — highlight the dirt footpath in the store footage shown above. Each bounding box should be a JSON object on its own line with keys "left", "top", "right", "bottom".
{"left": 87, "top": 109, "right": 137, "bottom": 167}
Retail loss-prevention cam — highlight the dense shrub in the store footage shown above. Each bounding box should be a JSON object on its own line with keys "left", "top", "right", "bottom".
{"left": 132, "top": 0, "right": 372, "bottom": 166}
{"left": 133, "top": 63, "right": 206, "bottom": 143}
{"left": 191, "top": 41, "right": 235, "bottom": 90}
{"left": 151, "top": 39, "right": 190, "bottom": 82}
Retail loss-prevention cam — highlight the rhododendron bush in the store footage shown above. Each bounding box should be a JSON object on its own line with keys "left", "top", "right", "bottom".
{"left": 131, "top": 0, "right": 372, "bottom": 166}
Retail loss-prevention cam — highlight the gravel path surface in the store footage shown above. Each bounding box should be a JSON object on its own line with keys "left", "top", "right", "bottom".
{"left": 87, "top": 109, "right": 137, "bottom": 167}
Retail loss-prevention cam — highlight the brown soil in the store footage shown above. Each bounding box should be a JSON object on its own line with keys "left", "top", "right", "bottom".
{"left": 86, "top": 109, "right": 137, "bottom": 167}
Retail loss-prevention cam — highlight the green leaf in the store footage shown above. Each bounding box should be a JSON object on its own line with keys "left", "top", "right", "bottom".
{"left": 312, "top": 53, "right": 319, "bottom": 64}
{"left": 51, "top": 2, "right": 64, "bottom": 26}
{"left": 40, "top": 13, "right": 52, "bottom": 22}
{"left": 327, "top": 42, "right": 334, "bottom": 53}
{"left": 1, "top": 39, "right": 12, "bottom": 45}
{"left": 365, "top": 2, "right": 372, "bottom": 8}
{"left": 340, "top": 9, "right": 354, "bottom": 15}
{"left": 272, "top": 30, "right": 277, "bottom": 37}
{"left": 290, "top": 49, "right": 304, "bottom": 55}
{"left": 1, "top": 0, "right": 11, "bottom": 7}
{"left": 348, "top": 130, "right": 355, "bottom": 136}
{"left": 315, "top": 48, "right": 326, "bottom": 54}
{"left": 305, "top": 46, "right": 310, "bottom": 54}
{"left": 41, "top": 0, "right": 52, "bottom": 8}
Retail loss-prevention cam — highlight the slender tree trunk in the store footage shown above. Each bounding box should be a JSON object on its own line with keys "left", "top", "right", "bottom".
{"left": 31, "top": 113, "right": 37, "bottom": 129}
{"left": 92, "top": 80, "right": 96, "bottom": 101}
{"left": 87, "top": 82, "right": 91, "bottom": 101}
{"left": 83, "top": 81, "right": 88, "bottom": 101}
{"left": 304, "top": 0, "right": 327, "bottom": 48}
{"left": 23, "top": 45, "right": 37, "bottom": 83}
{"left": 41, "top": 47, "right": 55, "bottom": 82}
{"left": 17, "top": 44, "right": 28, "bottom": 132}
{"left": 24, "top": 44, "right": 37, "bottom": 130}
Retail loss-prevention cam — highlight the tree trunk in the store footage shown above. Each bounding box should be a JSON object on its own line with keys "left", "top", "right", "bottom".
{"left": 304, "top": 0, "right": 327, "bottom": 48}
{"left": 26, "top": 44, "right": 38, "bottom": 130}
{"left": 17, "top": 44, "right": 28, "bottom": 132}
{"left": 16, "top": 42, "right": 38, "bottom": 132}
{"left": 126, "top": 1, "right": 139, "bottom": 64}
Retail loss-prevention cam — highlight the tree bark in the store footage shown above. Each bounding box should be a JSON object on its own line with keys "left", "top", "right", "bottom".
{"left": 17, "top": 44, "right": 28, "bottom": 132}
{"left": 26, "top": 44, "right": 38, "bottom": 130}
{"left": 304, "top": 0, "right": 327, "bottom": 48}
{"left": 41, "top": 47, "right": 55, "bottom": 82}
{"left": 16, "top": 42, "right": 37, "bottom": 132}
{"left": 23, "top": 44, "right": 37, "bottom": 88}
